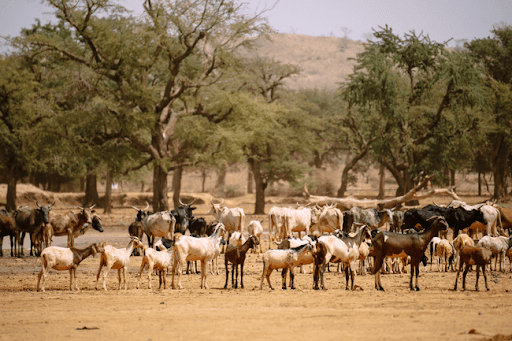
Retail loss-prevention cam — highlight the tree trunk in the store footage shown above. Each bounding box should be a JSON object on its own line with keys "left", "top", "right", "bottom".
{"left": 172, "top": 165, "right": 183, "bottom": 209}
{"left": 104, "top": 170, "right": 113, "bottom": 214}
{"left": 83, "top": 168, "right": 99, "bottom": 207}
{"left": 492, "top": 134, "right": 509, "bottom": 200}
{"left": 377, "top": 164, "right": 386, "bottom": 199}
{"left": 337, "top": 148, "right": 371, "bottom": 198}
{"left": 478, "top": 172, "right": 482, "bottom": 196}
{"left": 247, "top": 168, "right": 254, "bottom": 194}
{"left": 201, "top": 168, "right": 208, "bottom": 192}
{"left": 6, "top": 166, "right": 17, "bottom": 212}
{"left": 248, "top": 160, "right": 266, "bottom": 214}
{"left": 153, "top": 164, "right": 169, "bottom": 212}
{"left": 450, "top": 169, "right": 455, "bottom": 187}
{"left": 216, "top": 167, "right": 227, "bottom": 188}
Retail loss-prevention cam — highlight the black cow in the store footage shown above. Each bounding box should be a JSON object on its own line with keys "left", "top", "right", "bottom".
{"left": 0, "top": 209, "right": 17, "bottom": 257}
{"left": 14, "top": 202, "right": 54, "bottom": 257}
{"left": 403, "top": 205, "right": 487, "bottom": 238}
{"left": 187, "top": 217, "right": 207, "bottom": 237}
{"left": 170, "top": 199, "right": 197, "bottom": 235}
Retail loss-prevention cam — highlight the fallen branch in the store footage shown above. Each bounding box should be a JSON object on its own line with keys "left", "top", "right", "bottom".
{"left": 303, "top": 174, "right": 460, "bottom": 211}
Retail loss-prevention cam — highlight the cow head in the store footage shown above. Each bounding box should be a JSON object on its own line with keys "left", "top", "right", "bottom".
{"left": 36, "top": 201, "right": 54, "bottom": 225}
{"left": 132, "top": 202, "right": 150, "bottom": 222}
{"left": 77, "top": 205, "right": 103, "bottom": 233}
{"left": 208, "top": 198, "right": 224, "bottom": 217}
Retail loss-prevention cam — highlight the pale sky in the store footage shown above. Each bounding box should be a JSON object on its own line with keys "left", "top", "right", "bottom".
{"left": 1, "top": 0, "right": 511, "bottom": 50}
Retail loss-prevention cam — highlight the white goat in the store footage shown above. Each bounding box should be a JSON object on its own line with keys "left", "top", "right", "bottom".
{"left": 95, "top": 236, "right": 144, "bottom": 290}
{"left": 171, "top": 223, "right": 226, "bottom": 289}
{"left": 247, "top": 220, "right": 264, "bottom": 253}
{"left": 137, "top": 246, "right": 173, "bottom": 289}
{"left": 477, "top": 235, "right": 512, "bottom": 271}
{"left": 274, "top": 235, "right": 316, "bottom": 274}
{"left": 259, "top": 242, "right": 315, "bottom": 290}
{"left": 315, "top": 226, "right": 369, "bottom": 290}
{"left": 37, "top": 243, "right": 104, "bottom": 292}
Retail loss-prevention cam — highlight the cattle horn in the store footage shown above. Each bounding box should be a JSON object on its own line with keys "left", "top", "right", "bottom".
{"left": 89, "top": 205, "right": 95, "bottom": 210}
{"left": 179, "top": 197, "right": 197, "bottom": 206}
{"left": 36, "top": 201, "right": 41, "bottom": 208}
{"left": 144, "top": 202, "right": 150, "bottom": 211}
{"left": 131, "top": 206, "right": 140, "bottom": 211}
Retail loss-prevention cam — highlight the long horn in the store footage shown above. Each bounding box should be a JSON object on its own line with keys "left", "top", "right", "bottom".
{"left": 131, "top": 206, "right": 140, "bottom": 211}
{"left": 144, "top": 201, "right": 150, "bottom": 211}
{"left": 49, "top": 202, "right": 55, "bottom": 208}
{"left": 179, "top": 198, "right": 185, "bottom": 206}
{"left": 220, "top": 198, "right": 224, "bottom": 205}
{"left": 89, "top": 205, "right": 96, "bottom": 210}
{"left": 36, "top": 201, "right": 41, "bottom": 208}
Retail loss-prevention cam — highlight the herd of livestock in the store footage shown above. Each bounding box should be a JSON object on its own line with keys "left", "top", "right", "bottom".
{"left": 1, "top": 197, "right": 512, "bottom": 293}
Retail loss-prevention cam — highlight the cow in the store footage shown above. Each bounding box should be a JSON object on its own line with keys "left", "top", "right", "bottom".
{"left": 0, "top": 209, "right": 17, "bottom": 257}
{"left": 208, "top": 198, "right": 245, "bottom": 245}
{"left": 497, "top": 206, "right": 512, "bottom": 236}
{"left": 404, "top": 205, "right": 487, "bottom": 238}
{"left": 282, "top": 206, "right": 319, "bottom": 240}
{"left": 48, "top": 206, "right": 103, "bottom": 248}
{"left": 448, "top": 201, "right": 501, "bottom": 237}
{"left": 343, "top": 207, "right": 393, "bottom": 232}
{"left": 143, "top": 208, "right": 176, "bottom": 249}
{"left": 170, "top": 199, "right": 197, "bottom": 235}
{"left": 268, "top": 206, "right": 290, "bottom": 243}
{"left": 187, "top": 217, "right": 207, "bottom": 237}
{"left": 312, "top": 204, "right": 343, "bottom": 235}
{"left": 14, "top": 202, "right": 54, "bottom": 257}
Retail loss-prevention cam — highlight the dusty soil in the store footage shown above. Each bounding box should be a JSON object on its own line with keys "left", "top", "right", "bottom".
{"left": 1, "top": 191, "right": 512, "bottom": 340}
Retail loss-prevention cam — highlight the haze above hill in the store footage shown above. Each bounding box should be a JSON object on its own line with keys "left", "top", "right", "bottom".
{"left": 252, "top": 34, "right": 364, "bottom": 90}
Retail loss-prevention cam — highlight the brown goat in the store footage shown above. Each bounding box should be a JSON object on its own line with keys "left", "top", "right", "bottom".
{"left": 224, "top": 235, "right": 259, "bottom": 289}
{"left": 37, "top": 243, "right": 105, "bottom": 292}
{"left": 453, "top": 245, "right": 493, "bottom": 291}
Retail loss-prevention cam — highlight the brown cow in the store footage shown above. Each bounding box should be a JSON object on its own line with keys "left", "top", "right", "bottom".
{"left": 48, "top": 206, "right": 103, "bottom": 247}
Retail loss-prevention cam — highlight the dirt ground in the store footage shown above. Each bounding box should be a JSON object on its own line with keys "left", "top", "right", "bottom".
{"left": 1, "top": 194, "right": 512, "bottom": 341}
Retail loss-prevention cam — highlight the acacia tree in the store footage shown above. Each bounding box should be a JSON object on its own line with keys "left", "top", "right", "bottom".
{"left": 0, "top": 55, "right": 41, "bottom": 210}
{"left": 465, "top": 24, "right": 512, "bottom": 199}
{"left": 344, "top": 26, "right": 490, "bottom": 195}
{"left": 23, "top": 0, "right": 272, "bottom": 211}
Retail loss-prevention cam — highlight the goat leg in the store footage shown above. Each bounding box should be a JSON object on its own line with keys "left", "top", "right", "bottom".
{"left": 281, "top": 268, "right": 287, "bottom": 290}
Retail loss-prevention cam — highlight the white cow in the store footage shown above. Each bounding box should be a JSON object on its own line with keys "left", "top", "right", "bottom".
{"left": 283, "top": 206, "right": 318, "bottom": 240}
{"left": 477, "top": 235, "right": 512, "bottom": 272}
{"left": 312, "top": 204, "right": 343, "bottom": 235}
{"left": 268, "top": 206, "right": 290, "bottom": 243}
{"left": 143, "top": 211, "right": 177, "bottom": 248}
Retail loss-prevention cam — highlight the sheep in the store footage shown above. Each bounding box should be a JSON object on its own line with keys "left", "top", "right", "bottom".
{"left": 477, "top": 235, "right": 512, "bottom": 272}
{"left": 95, "top": 236, "right": 144, "bottom": 291}
{"left": 453, "top": 245, "right": 493, "bottom": 291}
{"left": 224, "top": 235, "right": 259, "bottom": 289}
{"left": 435, "top": 239, "right": 454, "bottom": 272}
{"left": 314, "top": 225, "right": 370, "bottom": 290}
{"left": 259, "top": 242, "right": 315, "bottom": 290}
{"left": 137, "top": 246, "right": 173, "bottom": 289}
{"left": 171, "top": 223, "right": 226, "bottom": 289}
{"left": 372, "top": 216, "right": 448, "bottom": 291}
{"left": 247, "top": 220, "right": 264, "bottom": 254}
{"left": 36, "top": 243, "right": 105, "bottom": 292}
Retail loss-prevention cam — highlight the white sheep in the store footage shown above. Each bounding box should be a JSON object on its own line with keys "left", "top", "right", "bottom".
{"left": 171, "top": 223, "right": 226, "bottom": 289}
{"left": 259, "top": 242, "right": 315, "bottom": 290}
{"left": 137, "top": 246, "right": 173, "bottom": 289}
{"left": 95, "top": 236, "right": 144, "bottom": 291}
{"left": 477, "top": 235, "right": 512, "bottom": 271}
{"left": 37, "top": 243, "right": 104, "bottom": 292}
{"left": 247, "top": 220, "right": 264, "bottom": 254}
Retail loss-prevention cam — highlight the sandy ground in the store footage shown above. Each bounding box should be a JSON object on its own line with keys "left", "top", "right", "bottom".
{"left": 1, "top": 224, "right": 512, "bottom": 341}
